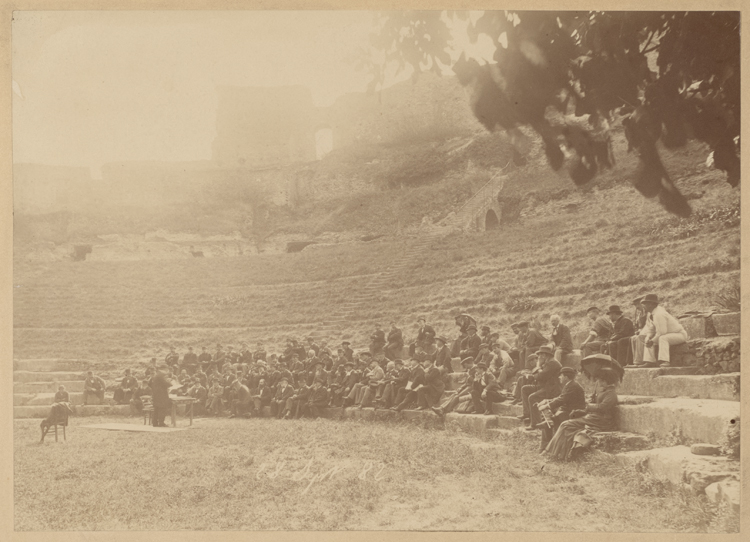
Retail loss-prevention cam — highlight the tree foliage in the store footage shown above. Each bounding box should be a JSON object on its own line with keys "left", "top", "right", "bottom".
{"left": 367, "top": 11, "right": 740, "bottom": 216}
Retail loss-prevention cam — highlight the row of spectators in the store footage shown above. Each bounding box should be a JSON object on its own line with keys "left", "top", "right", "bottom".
{"left": 62, "top": 293, "right": 685, "bottom": 460}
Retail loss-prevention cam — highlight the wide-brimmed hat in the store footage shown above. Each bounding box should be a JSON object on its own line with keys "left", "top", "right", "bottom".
{"left": 460, "top": 357, "right": 474, "bottom": 366}
{"left": 560, "top": 367, "right": 577, "bottom": 378}
{"left": 632, "top": 296, "right": 644, "bottom": 305}
{"left": 607, "top": 305, "right": 623, "bottom": 315}
{"left": 642, "top": 294, "right": 659, "bottom": 304}
{"left": 537, "top": 345, "right": 554, "bottom": 356}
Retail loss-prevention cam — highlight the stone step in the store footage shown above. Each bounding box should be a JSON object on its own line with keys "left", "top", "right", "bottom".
{"left": 615, "top": 371, "right": 740, "bottom": 401}
{"left": 15, "top": 391, "right": 86, "bottom": 406}
{"left": 617, "top": 397, "right": 740, "bottom": 445}
{"left": 14, "top": 359, "right": 90, "bottom": 372}
{"left": 615, "top": 445, "right": 739, "bottom": 494}
{"left": 14, "top": 404, "right": 133, "bottom": 419}
{"left": 445, "top": 413, "right": 498, "bottom": 433}
{"left": 711, "top": 312, "right": 740, "bottom": 336}
{"left": 704, "top": 479, "right": 740, "bottom": 513}
{"left": 14, "top": 370, "right": 86, "bottom": 383}
{"left": 15, "top": 380, "right": 86, "bottom": 393}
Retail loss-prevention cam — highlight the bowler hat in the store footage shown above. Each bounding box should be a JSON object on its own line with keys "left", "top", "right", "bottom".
{"left": 560, "top": 367, "right": 577, "bottom": 378}
{"left": 342, "top": 341, "right": 351, "bottom": 346}
{"left": 642, "top": 294, "right": 659, "bottom": 304}
{"left": 537, "top": 345, "right": 554, "bottom": 356}
{"left": 607, "top": 305, "right": 623, "bottom": 315}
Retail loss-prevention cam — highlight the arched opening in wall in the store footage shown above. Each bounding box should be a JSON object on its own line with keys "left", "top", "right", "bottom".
{"left": 485, "top": 209, "right": 499, "bottom": 230}
{"left": 315, "top": 128, "right": 333, "bottom": 160}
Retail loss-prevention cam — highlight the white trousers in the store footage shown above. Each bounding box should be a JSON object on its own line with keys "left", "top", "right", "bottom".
{"left": 643, "top": 330, "right": 688, "bottom": 362}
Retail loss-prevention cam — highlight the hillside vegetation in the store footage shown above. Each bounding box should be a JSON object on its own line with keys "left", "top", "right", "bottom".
{"left": 13, "top": 128, "right": 739, "bottom": 365}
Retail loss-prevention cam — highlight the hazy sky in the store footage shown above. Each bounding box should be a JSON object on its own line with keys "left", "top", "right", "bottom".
{"left": 12, "top": 11, "right": 494, "bottom": 176}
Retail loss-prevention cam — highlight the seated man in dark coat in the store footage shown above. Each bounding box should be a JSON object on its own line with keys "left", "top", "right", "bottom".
{"left": 270, "top": 376, "right": 295, "bottom": 418}
{"left": 82, "top": 371, "right": 106, "bottom": 405}
{"left": 537, "top": 367, "right": 586, "bottom": 450}
{"left": 409, "top": 317, "right": 436, "bottom": 358}
{"left": 369, "top": 323, "right": 386, "bottom": 356}
{"left": 459, "top": 325, "right": 482, "bottom": 360}
{"left": 392, "top": 358, "right": 425, "bottom": 412}
{"left": 603, "top": 305, "right": 636, "bottom": 366}
{"left": 433, "top": 337, "right": 453, "bottom": 373}
{"left": 416, "top": 357, "right": 445, "bottom": 410}
{"left": 229, "top": 379, "right": 252, "bottom": 418}
{"left": 299, "top": 379, "right": 329, "bottom": 418}
{"left": 580, "top": 307, "right": 613, "bottom": 358}
{"left": 54, "top": 385, "right": 70, "bottom": 403}
{"left": 113, "top": 369, "right": 138, "bottom": 405}
{"left": 550, "top": 314, "right": 574, "bottom": 365}
{"left": 250, "top": 378, "right": 273, "bottom": 416}
{"left": 519, "top": 345, "right": 562, "bottom": 429}
{"left": 384, "top": 322, "right": 404, "bottom": 361}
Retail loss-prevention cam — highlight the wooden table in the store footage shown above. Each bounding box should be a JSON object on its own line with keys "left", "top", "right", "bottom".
{"left": 169, "top": 395, "right": 197, "bottom": 427}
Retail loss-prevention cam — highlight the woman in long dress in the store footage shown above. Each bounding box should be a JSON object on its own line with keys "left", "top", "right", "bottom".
{"left": 544, "top": 367, "right": 619, "bottom": 460}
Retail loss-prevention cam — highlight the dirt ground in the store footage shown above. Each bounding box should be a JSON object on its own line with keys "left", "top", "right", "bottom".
{"left": 14, "top": 416, "right": 734, "bottom": 532}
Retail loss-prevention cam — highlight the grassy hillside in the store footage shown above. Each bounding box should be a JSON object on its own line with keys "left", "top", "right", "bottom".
{"left": 13, "top": 136, "right": 739, "bottom": 366}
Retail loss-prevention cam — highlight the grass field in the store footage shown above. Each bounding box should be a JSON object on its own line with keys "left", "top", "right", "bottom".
{"left": 13, "top": 416, "right": 737, "bottom": 532}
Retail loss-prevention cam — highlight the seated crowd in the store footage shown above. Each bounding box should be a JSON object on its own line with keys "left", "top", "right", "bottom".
{"left": 84, "top": 293, "right": 686, "bottom": 460}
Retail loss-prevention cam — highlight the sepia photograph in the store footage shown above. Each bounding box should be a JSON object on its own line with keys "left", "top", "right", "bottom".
{"left": 8, "top": 5, "right": 743, "bottom": 533}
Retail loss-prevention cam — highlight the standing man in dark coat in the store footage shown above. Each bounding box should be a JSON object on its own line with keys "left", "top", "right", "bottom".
{"left": 182, "top": 347, "right": 199, "bottom": 375}
{"left": 604, "top": 305, "right": 636, "bottom": 366}
{"left": 409, "top": 317, "right": 436, "bottom": 358}
{"left": 537, "top": 367, "right": 586, "bottom": 450}
{"left": 369, "top": 323, "right": 386, "bottom": 356}
{"left": 550, "top": 315, "right": 574, "bottom": 365}
{"left": 384, "top": 322, "right": 404, "bottom": 361}
{"left": 150, "top": 365, "right": 172, "bottom": 427}
{"left": 198, "top": 347, "right": 212, "bottom": 373}
{"left": 213, "top": 344, "right": 226, "bottom": 373}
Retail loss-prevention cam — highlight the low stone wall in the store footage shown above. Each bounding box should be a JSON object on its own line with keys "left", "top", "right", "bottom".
{"left": 686, "top": 337, "right": 740, "bottom": 374}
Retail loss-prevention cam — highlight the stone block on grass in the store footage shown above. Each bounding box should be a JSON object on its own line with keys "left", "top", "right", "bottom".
{"left": 690, "top": 443, "right": 722, "bottom": 456}
{"left": 704, "top": 479, "right": 740, "bottom": 513}
{"left": 445, "top": 413, "right": 498, "bottom": 434}
{"left": 615, "top": 446, "right": 739, "bottom": 488}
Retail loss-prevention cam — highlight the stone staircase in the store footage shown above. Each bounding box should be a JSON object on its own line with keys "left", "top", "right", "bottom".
{"left": 13, "top": 359, "right": 131, "bottom": 419}
{"left": 439, "top": 172, "right": 507, "bottom": 231}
